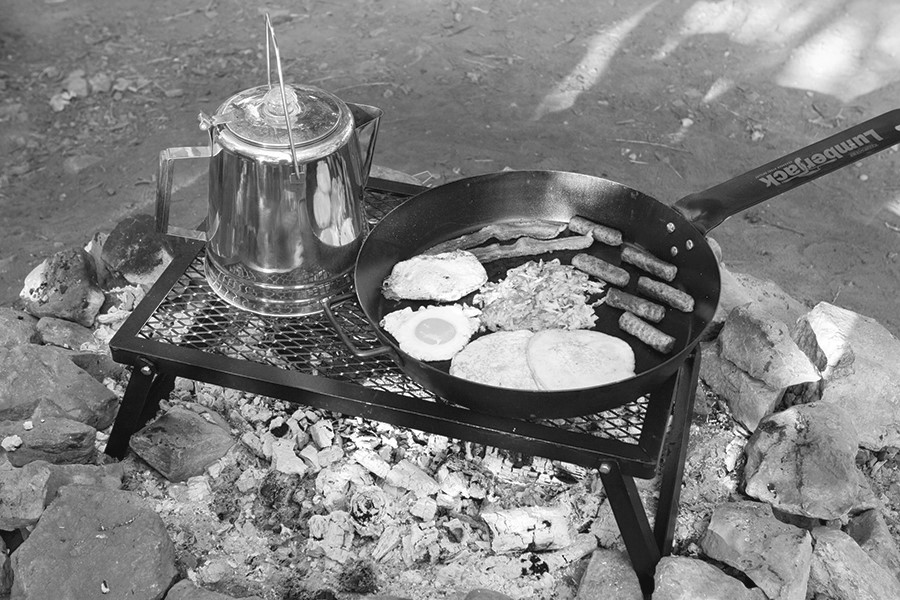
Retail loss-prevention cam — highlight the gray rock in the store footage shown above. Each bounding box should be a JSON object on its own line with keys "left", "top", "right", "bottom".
{"left": 83, "top": 231, "right": 129, "bottom": 290}
{"left": 718, "top": 304, "right": 820, "bottom": 389}
{"left": 707, "top": 262, "right": 807, "bottom": 340}
{"left": 65, "top": 349, "right": 126, "bottom": 381}
{"left": 699, "top": 342, "right": 782, "bottom": 431}
{"left": 44, "top": 460, "right": 124, "bottom": 499}
{"left": 19, "top": 248, "right": 106, "bottom": 327}
{"left": 10, "top": 485, "right": 178, "bottom": 600}
{"left": 0, "top": 308, "right": 39, "bottom": 348}
{"left": 845, "top": 509, "right": 900, "bottom": 581}
{"left": 0, "top": 459, "right": 121, "bottom": 530}
{"left": 0, "top": 417, "right": 97, "bottom": 466}
{"left": 0, "top": 343, "right": 119, "bottom": 428}
{"left": 29, "top": 398, "right": 73, "bottom": 421}
{"left": 0, "top": 460, "right": 52, "bottom": 530}
{"left": 808, "top": 526, "right": 900, "bottom": 600}
{"left": 700, "top": 500, "right": 812, "bottom": 600}
{"left": 100, "top": 214, "right": 173, "bottom": 287}
{"left": 653, "top": 555, "right": 767, "bottom": 600}
{"left": 129, "top": 404, "right": 235, "bottom": 482}
{"left": 35, "top": 316, "right": 95, "bottom": 350}
{"left": 575, "top": 548, "right": 643, "bottom": 600}
{"left": 793, "top": 302, "right": 900, "bottom": 450}
{"left": 744, "top": 402, "right": 861, "bottom": 520}
{"left": 165, "top": 579, "right": 263, "bottom": 600}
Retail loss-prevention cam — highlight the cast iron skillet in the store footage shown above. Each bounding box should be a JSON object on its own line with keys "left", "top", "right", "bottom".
{"left": 326, "top": 110, "right": 900, "bottom": 419}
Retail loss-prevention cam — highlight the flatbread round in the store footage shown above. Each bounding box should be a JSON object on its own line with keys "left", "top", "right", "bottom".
{"left": 526, "top": 329, "right": 635, "bottom": 390}
{"left": 449, "top": 330, "right": 540, "bottom": 390}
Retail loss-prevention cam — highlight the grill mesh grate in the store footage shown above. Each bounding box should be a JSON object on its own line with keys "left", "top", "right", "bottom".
{"left": 136, "top": 187, "right": 650, "bottom": 444}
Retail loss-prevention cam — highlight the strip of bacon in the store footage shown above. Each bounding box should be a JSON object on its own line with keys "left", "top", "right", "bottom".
{"left": 469, "top": 234, "right": 593, "bottom": 262}
{"left": 423, "top": 219, "right": 567, "bottom": 254}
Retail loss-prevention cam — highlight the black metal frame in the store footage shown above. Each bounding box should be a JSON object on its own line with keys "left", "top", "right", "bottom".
{"left": 104, "top": 177, "right": 698, "bottom": 594}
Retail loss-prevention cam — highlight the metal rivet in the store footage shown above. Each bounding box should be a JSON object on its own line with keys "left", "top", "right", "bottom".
{"left": 670, "top": 246, "right": 678, "bottom": 256}
{"left": 140, "top": 365, "right": 152, "bottom": 376}
{"left": 598, "top": 463, "right": 612, "bottom": 474}
{"left": 666, "top": 222, "right": 676, "bottom": 233}
{"left": 686, "top": 239, "right": 694, "bottom": 250}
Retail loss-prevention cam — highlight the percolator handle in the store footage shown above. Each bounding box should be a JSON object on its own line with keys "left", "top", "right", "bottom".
{"left": 156, "top": 146, "right": 210, "bottom": 240}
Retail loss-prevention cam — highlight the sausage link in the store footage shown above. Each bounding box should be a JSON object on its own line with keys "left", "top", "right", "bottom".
{"left": 605, "top": 288, "right": 666, "bottom": 323}
{"left": 636, "top": 276, "right": 695, "bottom": 312}
{"left": 621, "top": 245, "right": 677, "bottom": 281}
{"left": 571, "top": 253, "right": 630, "bottom": 287}
{"left": 568, "top": 216, "right": 623, "bottom": 246}
{"left": 618, "top": 311, "right": 676, "bottom": 354}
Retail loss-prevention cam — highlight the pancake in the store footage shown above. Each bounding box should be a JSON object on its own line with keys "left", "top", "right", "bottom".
{"left": 449, "top": 330, "right": 540, "bottom": 390}
{"left": 526, "top": 329, "right": 635, "bottom": 390}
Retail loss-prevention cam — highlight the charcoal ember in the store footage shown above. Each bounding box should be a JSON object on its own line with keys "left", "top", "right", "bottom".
{"left": 481, "top": 506, "right": 571, "bottom": 553}
{"left": 208, "top": 462, "right": 243, "bottom": 523}
{"left": 307, "top": 511, "right": 355, "bottom": 563}
{"left": 348, "top": 485, "right": 388, "bottom": 537}
{"left": 255, "top": 470, "right": 306, "bottom": 531}
{"left": 370, "top": 524, "right": 402, "bottom": 562}
{"left": 338, "top": 558, "right": 379, "bottom": 593}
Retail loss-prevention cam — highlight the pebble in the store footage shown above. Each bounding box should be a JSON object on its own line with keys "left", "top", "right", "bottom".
{"left": 1, "top": 435, "right": 23, "bottom": 452}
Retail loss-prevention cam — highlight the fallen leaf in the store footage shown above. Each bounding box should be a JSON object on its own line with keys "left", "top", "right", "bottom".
{"left": 89, "top": 72, "right": 113, "bottom": 94}
{"left": 63, "top": 69, "right": 89, "bottom": 97}
{"left": 112, "top": 77, "right": 132, "bottom": 92}
{"left": 49, "top": 91, "right": 72, "bottom": 112}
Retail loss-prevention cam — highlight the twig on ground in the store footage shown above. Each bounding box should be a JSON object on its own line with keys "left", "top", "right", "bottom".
{"left": 613, "top": 139, "right": 691, "bottom": 153}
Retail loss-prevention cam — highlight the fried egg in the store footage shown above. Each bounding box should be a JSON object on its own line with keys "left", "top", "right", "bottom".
{"left": 381, "top": 304, "right": 482, "bottom": 362}
{"left": 382, "top": 250, "right": 488, "bottom": 302}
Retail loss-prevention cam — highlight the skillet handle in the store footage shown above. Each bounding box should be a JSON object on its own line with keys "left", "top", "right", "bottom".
{"left": 322, "top": 292, "right": 393, "bottom": 359}
{"left": 673, "top": 109, "right": 900, "bottom": 235}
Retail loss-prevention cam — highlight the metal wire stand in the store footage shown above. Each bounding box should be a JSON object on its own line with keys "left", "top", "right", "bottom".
{"left": 104, "top": 177, "right": 698, "bottom": 594}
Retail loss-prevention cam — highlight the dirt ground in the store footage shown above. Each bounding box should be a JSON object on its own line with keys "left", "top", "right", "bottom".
{"left": 1, "top": 0, "right": 899, "bottom": 336}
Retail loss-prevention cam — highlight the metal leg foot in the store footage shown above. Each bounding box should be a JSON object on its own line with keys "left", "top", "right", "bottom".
{"left": 599, "top": 460, "right": 660, "bottom": 595}
{"left": 104, "top": 358, "right": 174, "bottom": 459}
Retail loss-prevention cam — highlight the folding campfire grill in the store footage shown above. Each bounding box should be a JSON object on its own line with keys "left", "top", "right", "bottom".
{"left": 105, "top": 178, "right": 699, "bottom": 594}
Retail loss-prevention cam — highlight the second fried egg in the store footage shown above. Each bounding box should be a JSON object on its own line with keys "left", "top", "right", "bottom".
{"left": 382, "top": 250, "right": 488, "bottom": 302}
{"left": 381, "top": 304, "right": 481, "bottom": 362}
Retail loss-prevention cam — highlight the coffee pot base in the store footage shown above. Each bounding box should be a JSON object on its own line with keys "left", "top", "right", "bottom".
{"left": 204, "top": 254, "right": 351, "bottom": 317}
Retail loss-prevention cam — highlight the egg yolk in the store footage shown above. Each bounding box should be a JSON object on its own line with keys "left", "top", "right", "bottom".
{"left": 414, "top": 317, "right": 458, "bottom": 345}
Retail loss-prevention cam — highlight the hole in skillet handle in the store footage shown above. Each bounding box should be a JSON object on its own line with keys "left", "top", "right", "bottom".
{"left": 322, "top": 292, "right": 393, "bottom": 358}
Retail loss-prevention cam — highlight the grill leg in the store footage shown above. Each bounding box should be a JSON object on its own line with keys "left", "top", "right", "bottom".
{"left": 104, "top": 358, "right": 175, "bottom": 459}
{"left": 600, "top": 461, "right": 660, "bottom": 595}
{"left": 654, "top": 349, "right": 700, "bottom": 554}
{"left": 598, "top": 350, "right": 699, "bottom": 595}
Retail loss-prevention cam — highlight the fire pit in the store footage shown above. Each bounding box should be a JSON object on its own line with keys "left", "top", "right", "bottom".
{"left": 104, "top": 178, "right": 700, "bottom": 594}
